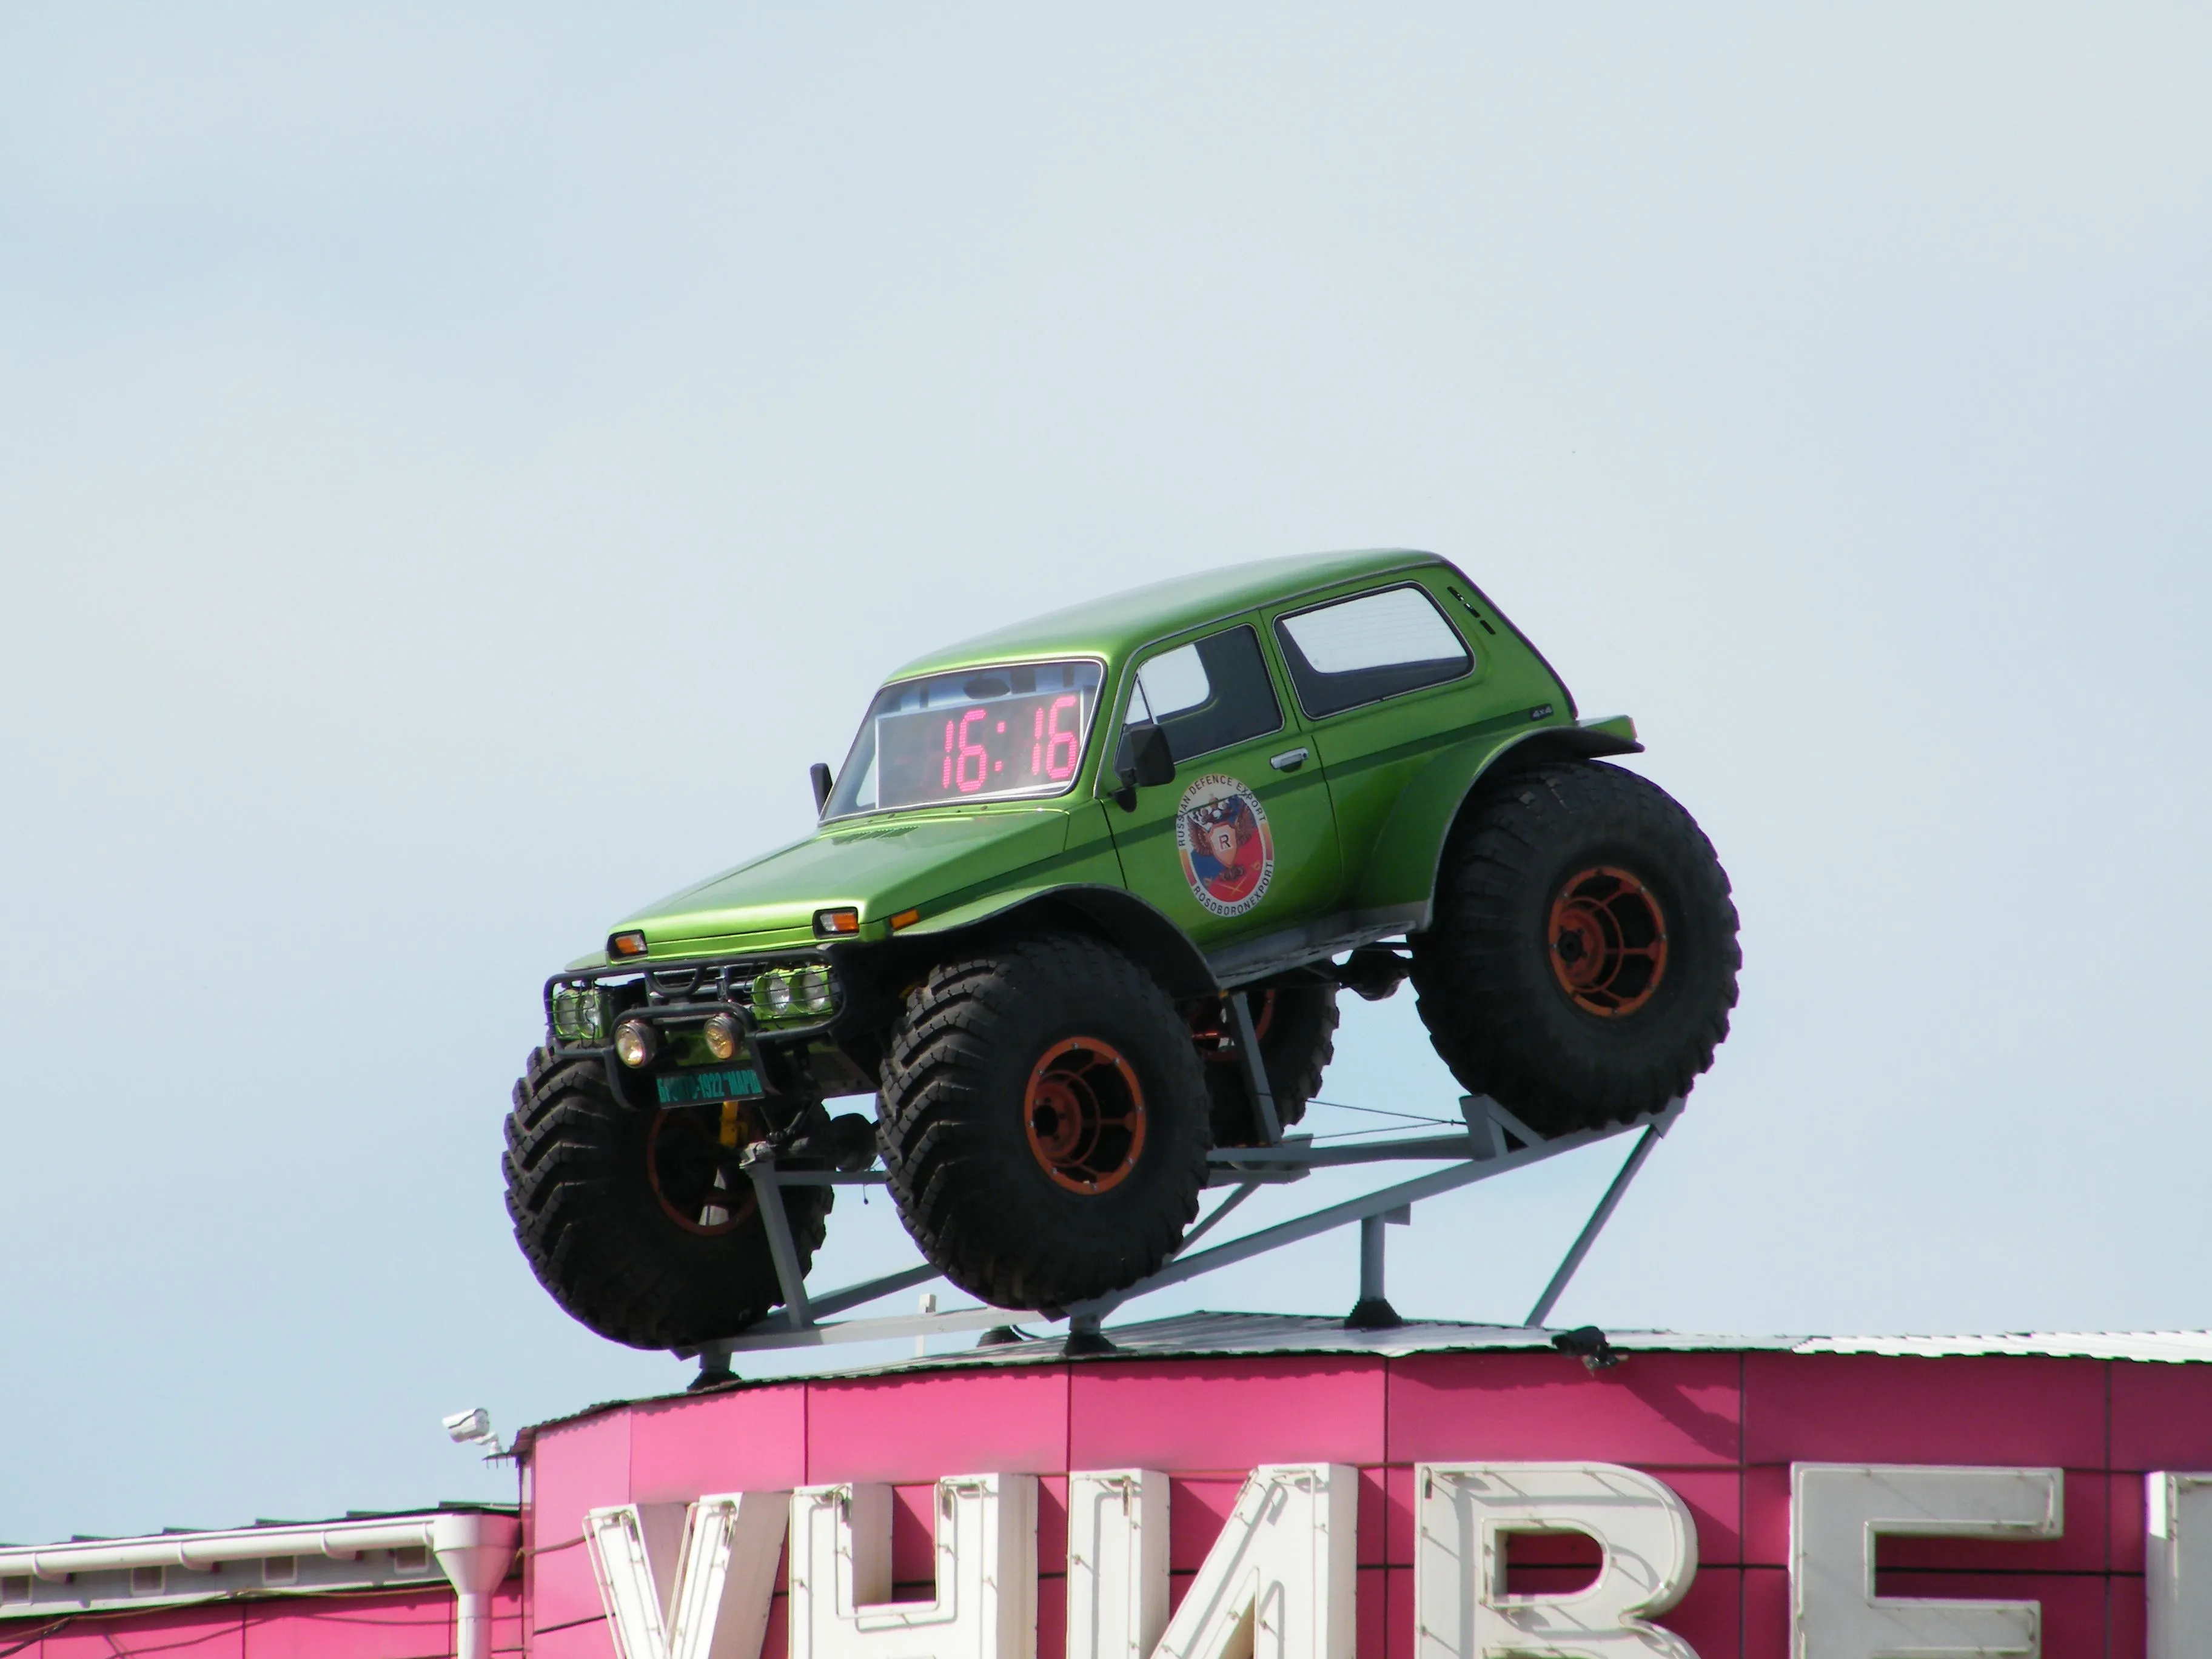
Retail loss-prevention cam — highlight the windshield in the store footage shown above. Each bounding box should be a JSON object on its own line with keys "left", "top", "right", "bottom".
{"left": 825, "top": 659, "right": 1105, "bottom": 817}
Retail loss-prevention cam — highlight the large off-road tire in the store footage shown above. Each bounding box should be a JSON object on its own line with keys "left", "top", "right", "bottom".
{"left": 503, "top": 1048, "right": 831, "bottom": 1349}
{"left": 877, "top": 935, "right": 1210, "bottom": 1311}
{"left": 1198, "top": 983, "right": 1340, "bottom": 1145}
{"left": 1409, "top": 760, "right": 1738, "bottom": 1135}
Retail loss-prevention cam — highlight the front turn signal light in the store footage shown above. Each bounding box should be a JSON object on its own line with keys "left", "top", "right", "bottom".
{"left": 814, "top": 908, "right": 860, "bottom": 936}
{"left": 609, "top": 931, "right": 648, "bottom": 959}
{"left": 889, "top": 908, "right": 920, "bottom": 931}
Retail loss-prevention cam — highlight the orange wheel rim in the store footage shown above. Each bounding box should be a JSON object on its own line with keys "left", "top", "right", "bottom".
{"left": 1024, "top": 1037, "right": 1147, "bottom": 1194}
{"left": 1547, "top": 865, "right": 1669, "bottom": 1016}
{"left": 646, "top": 1104, "right": 760, "bottom": 1236}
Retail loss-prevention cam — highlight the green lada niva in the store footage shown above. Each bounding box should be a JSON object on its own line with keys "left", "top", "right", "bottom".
{"left": 505, "top": 549, "right": 1739, "bottom": 1348}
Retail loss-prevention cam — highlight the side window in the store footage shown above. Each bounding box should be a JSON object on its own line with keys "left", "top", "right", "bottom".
{"left": 1274, "top": 584, "right": 1473, "bottom": 719}
{"left": 1129, "top": 625, "right": 1282, "bottom": 761}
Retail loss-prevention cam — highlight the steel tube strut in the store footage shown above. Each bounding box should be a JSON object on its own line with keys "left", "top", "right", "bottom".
{"left": 1523, "top": 1113, "right": 1674, "bottom": 1329}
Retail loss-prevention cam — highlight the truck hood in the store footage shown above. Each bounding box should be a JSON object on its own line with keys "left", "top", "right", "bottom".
{"left": 612, "top": 808, "right": 1074, "bottom": 953}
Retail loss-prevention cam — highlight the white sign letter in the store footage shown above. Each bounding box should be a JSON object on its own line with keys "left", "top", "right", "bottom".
{"left": 789, "top": 1473, "right": 1037, "bottom": 1659}
{"left": 1154, "top": 1463, "right": 1356, "bottom": 1659}
{"left": 1066, "top": 1470, "right": 1168, "bottom": 1659}
{"left": 1791, "top": 1464, "right": 2062, "bottom": 1658}
{"left": 1413, "top": 1461, "right": 1698, "bottom": 1659}
{"left": 585, "top": 1491, "right": 788, "bottom": 1659}
{"left": 2148, "top": 1471, "right": 2212, "bottom": 1658}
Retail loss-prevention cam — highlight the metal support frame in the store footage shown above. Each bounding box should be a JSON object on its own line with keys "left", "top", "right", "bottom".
{"left": 674, "top": 1094, "right": 1682, "bottom": 1381}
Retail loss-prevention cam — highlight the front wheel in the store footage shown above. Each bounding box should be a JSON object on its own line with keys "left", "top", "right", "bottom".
{"left": 877, "top": 935, "right": 1210, "bottom": 1310}
{"left": 502, "top": 1049, "right": 831, "bottom": 1349}
{"left": 1409, "top": 760, "right": 1740, "bottom": 1134}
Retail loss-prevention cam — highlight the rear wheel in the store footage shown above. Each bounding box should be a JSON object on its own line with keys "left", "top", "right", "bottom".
{"left": 1409, "top": 760, "right": 1739, "bottom": 1134}
{"left": 503, "top": 1048, "right": 831, "bottom": 1349}
{"left": 1193, "top": 983, "right": 1339, "bottom": 1144}
{"left": 877, "top": 935, "right": 1209, "bottom": 1310}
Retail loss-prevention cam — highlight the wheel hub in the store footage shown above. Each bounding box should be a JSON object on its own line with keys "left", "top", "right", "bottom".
{"left": 1547, "top": 865, "right": 1669, "bottom": 1016}
{"left": 1024, "top": 1037, "right": 1147, "bottom": 1194}
{"left": 646, "top": 1101, "right": 761, "bottom": 1235}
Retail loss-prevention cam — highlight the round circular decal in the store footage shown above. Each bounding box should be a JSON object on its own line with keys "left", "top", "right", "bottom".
{"left": 1175, "top": 774, "right": 1275, "bottom": 918}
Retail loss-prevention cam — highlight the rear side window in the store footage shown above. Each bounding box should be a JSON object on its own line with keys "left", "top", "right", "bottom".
{"left": 1129, "top": 625, "right": 1282, "bottom": 760}
{"left": 1274, "top": 585, "right": 1472, "bottom": 719}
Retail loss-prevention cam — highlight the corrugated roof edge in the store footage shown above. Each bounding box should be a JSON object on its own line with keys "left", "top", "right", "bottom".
{"left": 512, "top": 1312, "right": 2212, "bottom": 1447}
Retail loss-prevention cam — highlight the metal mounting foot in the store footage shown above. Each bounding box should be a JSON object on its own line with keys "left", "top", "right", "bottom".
{"left": 1345, "top": 1207, "right": 1408, "bottom": 1329}
{"left": 1064, "top": 1314, "right": 1116, "bottom": 1356}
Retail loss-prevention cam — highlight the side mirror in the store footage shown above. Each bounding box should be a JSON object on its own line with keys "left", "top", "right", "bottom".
{"left": 809, "top": 762, "right": 833, "bottom": 814}
{"left": 1112, "top": 722, "right": 1175, "bottom": 809}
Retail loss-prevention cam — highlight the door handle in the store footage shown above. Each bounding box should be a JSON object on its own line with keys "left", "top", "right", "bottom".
{"left": 1269, "top": 747, "right": 1310, "bottom": 773}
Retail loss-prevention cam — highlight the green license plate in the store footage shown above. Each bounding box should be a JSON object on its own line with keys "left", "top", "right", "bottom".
{"left": 655, "top": 1067, "right": 765, "bottom": 1107}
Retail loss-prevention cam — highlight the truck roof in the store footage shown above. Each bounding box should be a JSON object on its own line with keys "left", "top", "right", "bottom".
{"left": 888, "top": 547, "right": 1449, "bottom": 682}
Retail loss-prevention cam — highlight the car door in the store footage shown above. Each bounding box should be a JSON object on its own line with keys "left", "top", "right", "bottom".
{"left": 1264, "top": 577, "right": 1492, "bottom": 895}
{"left": 1102, "top": 618, "right": 1343, "bottom": 958}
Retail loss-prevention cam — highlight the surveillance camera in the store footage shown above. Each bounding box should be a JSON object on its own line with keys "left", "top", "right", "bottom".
{"left": 443, "top": 1407, "right": 494, "bottom": 1445}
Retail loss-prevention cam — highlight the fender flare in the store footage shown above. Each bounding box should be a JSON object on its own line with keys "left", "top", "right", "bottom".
{"left": 1352, "top": 718, "right": 1644, "bottom": 928}
{"left": 894, "top": 882, "right": 1219, "bottom": 1002}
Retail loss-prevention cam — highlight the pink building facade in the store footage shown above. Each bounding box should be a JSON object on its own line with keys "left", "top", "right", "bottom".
{"left": 12, "top": 1316, "right": 2212, "bottom": 1656}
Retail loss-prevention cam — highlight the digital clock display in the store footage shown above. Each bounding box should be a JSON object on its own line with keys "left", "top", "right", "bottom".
{"left": 876, "top": 686, "right": 1097, "bottom": 809}
{"left": 822, "top": 659, "right": 1104, "bottom": 819}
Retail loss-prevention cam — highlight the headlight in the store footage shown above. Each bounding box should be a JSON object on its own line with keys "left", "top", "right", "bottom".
{"left": 752, "top": 971, "right": 794, "bottom": 1017}
{"left": 702, "top": 1012, "right": 743, "bottom": 1061}
{"left": 793, "top": 965, "right": 834, "bottom": 1014}
{"left": 614, "top": 1017, "right": 657, "bottom": 1068}
{"left": 551, "top": 986, "right": 606, "bottom": 1042}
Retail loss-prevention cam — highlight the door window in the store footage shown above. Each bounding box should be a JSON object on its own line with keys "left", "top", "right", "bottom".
{"left": 1128, "top": 625, "right": 1282, "bottom": 761}
{"left": 1273, "top": 584, "right": 1473, "bottom": 719}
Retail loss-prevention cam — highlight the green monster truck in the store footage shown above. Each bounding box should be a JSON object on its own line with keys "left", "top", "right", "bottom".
{"left": 506, "top": 549, "right": 1740, "bottom": 1348}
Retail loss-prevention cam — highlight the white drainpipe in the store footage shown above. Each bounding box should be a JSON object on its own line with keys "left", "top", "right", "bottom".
{"left": 431, "top": 1511, "right": 520, "bottom": 1659}
{"left": 0, "top": 1510, "right": 521, "bottom": 1657}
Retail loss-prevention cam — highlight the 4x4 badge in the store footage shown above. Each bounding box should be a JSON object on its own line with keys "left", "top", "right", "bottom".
{"left": 1176, "top": 774, "right": 1275, "bottom": 918}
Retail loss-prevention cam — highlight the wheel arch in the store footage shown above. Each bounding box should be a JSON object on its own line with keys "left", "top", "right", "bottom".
{"left": 895, "top": 882, "right": 1219, "bottom": 1002}
{"left": 1352, "top": 717, "right": 1645, "bottom": 929}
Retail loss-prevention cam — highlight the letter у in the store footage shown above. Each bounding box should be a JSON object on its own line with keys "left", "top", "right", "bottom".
{"left": 1413, "top": 1462, "right": 1699, "bottom": 1659}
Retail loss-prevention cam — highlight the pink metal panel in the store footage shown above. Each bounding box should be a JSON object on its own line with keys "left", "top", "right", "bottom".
{"left": 1384, "top": 1565, "right": 1411, "bottom": 1659}
{"left": 1036, "top": 1570, "right": 1066, "bottom": 1659}
{"left": 527, "top": 1619, "right": 616, "bottom": 1659}
{"left": 805, "top": 1369, "right": 1069, "bottom": 1484}
{"left": 890, "top": 1483, "right": 937, "bottom": 1593}
{"left": 1741, "top": 1353, "right": 2106, "bottom": 1467}
{"left": 1037, "top": 1474, "right": 1068, "bottom": 1583}
{"left": 1165, "top": 1476, "right": 1245, "bottom": 1573}
{"left": 531, "top": 1537, "right": 609, "bottom": 1636}
{"left": 2112, "top": 1471, "right": 2147, "bottom": 1575}
{"left": 1068, "top": 1356, "right": 1387, "bottom": 1470}
{"left": 492, "top": 1583, "right": 525, "bottom": 1655}
{"left": 2112, "top": 1572, "right": 2146, "bottom": 1659}
{"left": 532, "top": 1410, "right": 635, "bottom": 1552}
{"left": 1657, "top": 1564, "right": 1739, "bottom": 1659}
{"left": 45, "top": 1604, "right": 244, "bottom": 1657}
{"left": 1358, "top": 1466, "right": 1387, "bottom": 1568}
{"left": 2112, "top": 1361, "right": 2212, "bottom": 1471}
{"left": 629, "top": 1383, "right": 807, "bottom": 1504}
{"left": 1356, "top": 1564, "right": 1384, "bottom": 1659}
{"left": 1387, "top": 1352, "right": 1741, "bottom": 1467}
{"left": 1743, "top": 1563, "right": 1788, "bottom": 1659}
{"left": 240, "top": 1590, "right": 452, "bottom": 1659}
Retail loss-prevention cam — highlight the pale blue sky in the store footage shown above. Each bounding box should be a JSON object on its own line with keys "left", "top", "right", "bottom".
{"left": 2, "top": 5, "right": 2207, "bottom": 1543}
